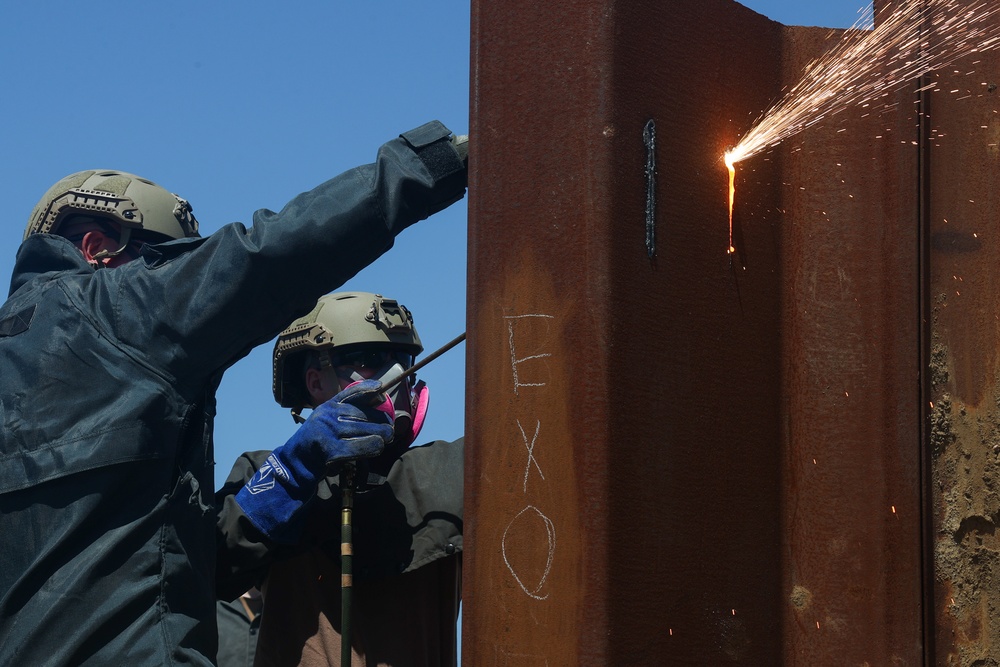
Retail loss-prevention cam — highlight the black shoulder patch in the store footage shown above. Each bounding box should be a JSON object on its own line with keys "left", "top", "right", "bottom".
{"left": 0, "top": 304, "right": 36, "bottom": 338}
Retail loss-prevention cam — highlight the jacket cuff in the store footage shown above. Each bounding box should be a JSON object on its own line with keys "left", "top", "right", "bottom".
{"left": 399, "top": 121, "right": 468, "bottom": 214}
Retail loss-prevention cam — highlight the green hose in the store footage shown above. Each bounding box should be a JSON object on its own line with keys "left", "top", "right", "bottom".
{"left": 340, "top": 464, "right": 355, "bottom": 666}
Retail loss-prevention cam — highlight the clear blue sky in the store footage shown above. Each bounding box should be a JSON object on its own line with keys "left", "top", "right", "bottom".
{"left": 744, "top": 0, "right": 870, "bottom": 29}
{"left": 0, "top": 0, "right": 863, "bottom": 488}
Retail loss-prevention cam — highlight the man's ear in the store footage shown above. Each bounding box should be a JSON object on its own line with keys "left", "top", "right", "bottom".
{"left": 79, "top": 230, "right": 116, "bottom": 265}
{"left": 304, "top": 367, "right": 327, "bottom": 405}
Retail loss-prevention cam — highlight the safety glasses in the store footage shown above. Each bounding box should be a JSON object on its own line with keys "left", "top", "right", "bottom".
{"left": 329, "top": 349, "right": 413, "bottom": 371}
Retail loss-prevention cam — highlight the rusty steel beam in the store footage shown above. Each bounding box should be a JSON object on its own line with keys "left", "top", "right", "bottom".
{"left": 774, "top": 21, "right": 924, "bottom": 666}
{"left": 925, "top": 44, "right": 1000, "bottom": 666}
{"left": 464, "top": 0, "right": 1000, "bottom": 664}
{"left": 466, "top": 0, "right": 790, "bottom": 661}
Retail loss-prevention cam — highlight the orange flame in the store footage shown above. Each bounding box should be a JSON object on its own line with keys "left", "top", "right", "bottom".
{"left": 724, "top": 151, "right": 736, "bottom": 256}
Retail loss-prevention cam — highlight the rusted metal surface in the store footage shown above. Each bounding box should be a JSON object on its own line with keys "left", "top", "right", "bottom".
{"left": 775, "top": 21, "right": 924, "bottom": 665}
{"left": 464, "top": 0, "right": 977, "bottom": 664}
{"left": 926, "top": 44, "right": 1000, "bottom": 666}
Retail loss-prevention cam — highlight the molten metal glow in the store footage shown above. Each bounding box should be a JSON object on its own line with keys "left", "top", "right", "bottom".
{"left": 729, "top": 0, "right": 1000, "bottom": 164}
{"left": 724, "top": 151, "right": 737, "bottom": 255}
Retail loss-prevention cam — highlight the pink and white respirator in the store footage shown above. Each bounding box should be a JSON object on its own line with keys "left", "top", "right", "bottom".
{"left": 342, "top": 361, "right": 429, "bottom": 447}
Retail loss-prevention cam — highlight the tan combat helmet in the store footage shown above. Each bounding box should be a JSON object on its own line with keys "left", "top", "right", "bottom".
{"left": 272, "top": 292, "right": 424, "bottom": 412}
{"left": 24, "top": 170, "right": 200, "bottom": 255}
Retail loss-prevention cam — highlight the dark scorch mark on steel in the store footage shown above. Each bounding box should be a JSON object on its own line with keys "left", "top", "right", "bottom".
{"left": 643, "top": 119, "right": 656, "bottom": 259}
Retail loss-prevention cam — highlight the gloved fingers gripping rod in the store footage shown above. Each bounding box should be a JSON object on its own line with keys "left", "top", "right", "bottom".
{"left": 379, "top": 331, "right": 467, "bottom": 394}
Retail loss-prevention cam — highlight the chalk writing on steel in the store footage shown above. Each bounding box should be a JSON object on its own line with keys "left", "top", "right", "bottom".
{"left": 502, "top": 312, "right": 558, "bottom": 606}
{"left": 495, "top": 647, "right": 551, "bottom": 666}
{"left": 502, "top": 505, "right": 557, "bottom": 600}
{"left": 517, "top": 418, "right": 545, "bottom": 493}
{"left": 505, "top": 314, "right": 554, "bottom": 396}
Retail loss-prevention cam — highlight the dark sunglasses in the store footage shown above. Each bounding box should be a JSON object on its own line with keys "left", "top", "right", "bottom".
{"left": 329, "top": 349, "right": 412, "bottom": 371}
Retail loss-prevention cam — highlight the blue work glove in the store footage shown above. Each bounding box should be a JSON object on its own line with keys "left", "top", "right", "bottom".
{"left": 235, "top": 380, "right": 393, "bottom": 543}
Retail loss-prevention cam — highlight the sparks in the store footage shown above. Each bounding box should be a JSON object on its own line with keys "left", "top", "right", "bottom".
{"left": 728, "top": 0, "right": 1000, "bottom": 165}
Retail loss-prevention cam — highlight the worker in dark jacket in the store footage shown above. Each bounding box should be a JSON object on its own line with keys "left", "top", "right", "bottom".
{"left": 218, "top": 292, "right": 463, "bottom": 667}
{"left": 216, "top": 588, "right": 262, "bottom": 667}
{"left": 0, "top": 123, "right": 467, "bottom": 666}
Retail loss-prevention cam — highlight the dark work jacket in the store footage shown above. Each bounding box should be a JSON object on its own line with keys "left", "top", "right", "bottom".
{"left": 0, "top": 122, "right": 466, "bottom": 666}
{"left": 217, "top": 437, "right": 463, "bottom": 591}
{"left": 216, "top": 596, "right": 261, "bottom": 667}
{"left": 218, "top": 438, "right": 463, "bottom": 666}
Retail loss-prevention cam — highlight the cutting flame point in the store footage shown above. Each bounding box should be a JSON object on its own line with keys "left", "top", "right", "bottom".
{"left": 720, "top": 1, "right": 1000, "bottom": 262}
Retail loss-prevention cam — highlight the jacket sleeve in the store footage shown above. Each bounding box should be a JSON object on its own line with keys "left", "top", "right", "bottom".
{"left": 215, "top": 450, "right": 350, "bottom": 599}
{"left": 215, "top": 450, "right": 313, "bottom": 600}
{"left": 110, "top": 121, "right": 467, "bottom": 385}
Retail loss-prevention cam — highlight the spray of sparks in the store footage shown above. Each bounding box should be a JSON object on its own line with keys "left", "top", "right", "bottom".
{"left": 723, "top": 0, "right": 1000, "bottom": 252}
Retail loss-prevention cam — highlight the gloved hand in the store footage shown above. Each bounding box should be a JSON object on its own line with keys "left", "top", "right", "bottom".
{"left": 235, "top": 380, "right": 393, "bottom": 543}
